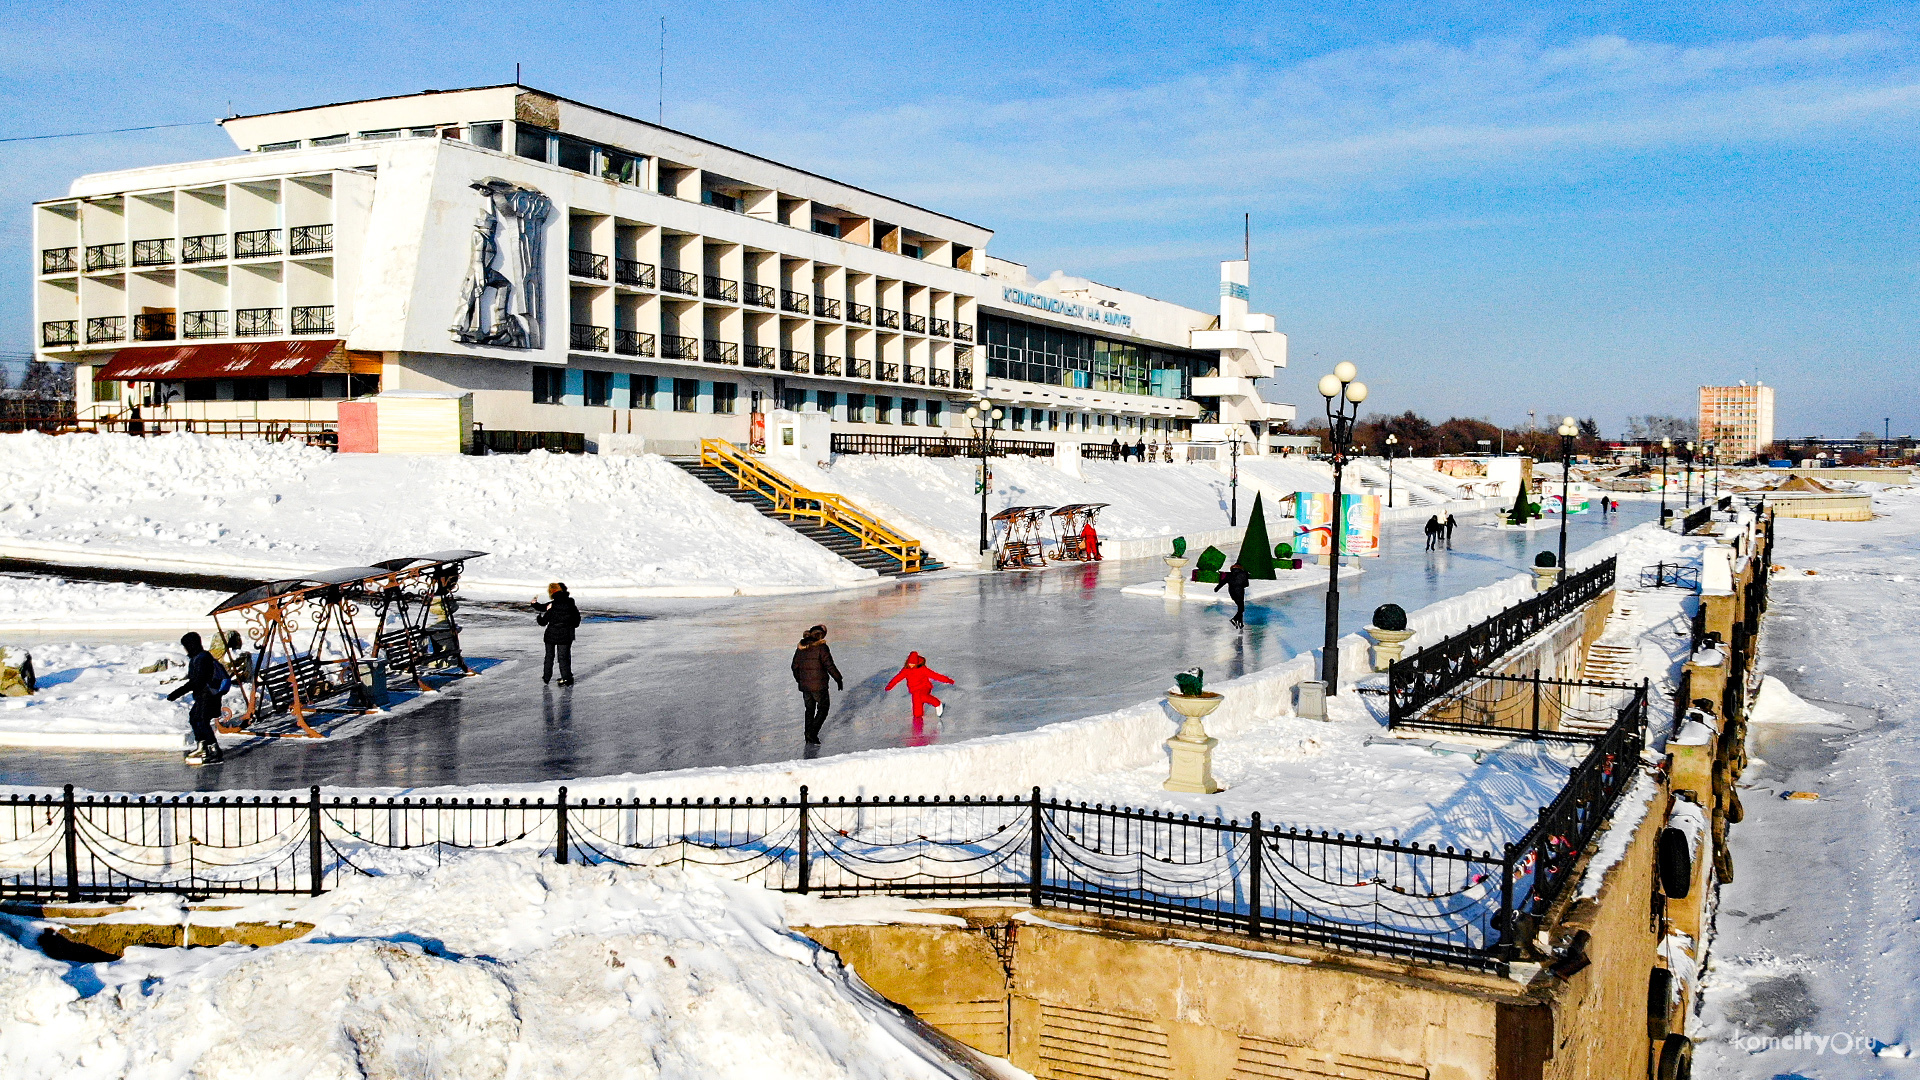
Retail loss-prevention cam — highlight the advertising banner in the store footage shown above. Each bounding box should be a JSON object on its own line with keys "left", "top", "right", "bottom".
{"left": 1292, "top": 493, "right": 1382, "bottom": 557}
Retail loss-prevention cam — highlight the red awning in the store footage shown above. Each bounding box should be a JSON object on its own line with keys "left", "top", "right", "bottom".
{"left": 96, "top": 339, "right": 347, "bottom": 381}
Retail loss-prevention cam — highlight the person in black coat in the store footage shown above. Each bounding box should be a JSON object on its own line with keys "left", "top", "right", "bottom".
{"left": 534, "top": 582, "right": 582, "bottom": 685}
{"left": 165, "top": 631, "right": 226, "bottom": 764}
{"left": 790, "top": 624, "right": 845, "bottom": 744}
{"left": 1214, "top": 562, "right": 1252, "bottom": 629}
{"left": 1443, "top": 513, "right": 1458, "bottom": 547}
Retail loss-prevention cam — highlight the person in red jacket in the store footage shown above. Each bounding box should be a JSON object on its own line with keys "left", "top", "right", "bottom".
{"left": 885, "top": 651, "right": 954, "bottom": 721}
{"left": 1080, "top": 520, "right": 1102, "bottom": 561}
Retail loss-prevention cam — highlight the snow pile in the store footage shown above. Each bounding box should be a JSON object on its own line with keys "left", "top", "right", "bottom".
{"left": 0, "top": 642, "right": 194, "bottom": 749}
{"left": 0, "top": 851, "right": 997, "bottom": 1080}
{"left": 1748, "top": 675, "right": 1846, "bottom": 726}
{"left": 0, "top": 433, "right": 875, "bottom": 597}
{"left": 0, "top": 575, "right": 223, "bottom": 632}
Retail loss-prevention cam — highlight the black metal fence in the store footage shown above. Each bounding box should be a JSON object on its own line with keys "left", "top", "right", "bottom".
{"left": 1388, "top": 557, "right": 1617, "bottom": 726}
{"left": 1391, "top": 674, "right": 1646, "bottom": 743}
{"left": 1641, "top": 562, "right": 1701, "bottom": 590}
{"left": 1681, "top": 504, "right": 1713, "bottom": 535}
{"left": 829, "top": 434, "right": 1056, "bottom": 458}
{"left": 0, "top": 736, "right": 1646, "bottom": 973}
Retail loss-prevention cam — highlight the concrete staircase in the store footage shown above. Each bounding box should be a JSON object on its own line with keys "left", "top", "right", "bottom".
{"left": 1566, "top": 593, "right": 1643, "bottom": 734}
{"left": 678, "top": 459, "right": 944, "bottom": 577}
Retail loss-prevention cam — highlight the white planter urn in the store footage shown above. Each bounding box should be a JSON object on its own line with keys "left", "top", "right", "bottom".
{"left": 1163, "top": 556, "right": 1189, "bottom": 599}
{"left": 1532, "top": 566, "right": 1562, "bottom": 592}
{"left": 1366, "top": 626, "right": 1415, "bottom": 672}
{"left": 1164, "top": 691, "right": 1224, "bottom": 794}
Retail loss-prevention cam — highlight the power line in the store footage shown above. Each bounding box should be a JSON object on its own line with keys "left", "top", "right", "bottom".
{"left": 0, "top": 120, "right": 215, "bottom": 145}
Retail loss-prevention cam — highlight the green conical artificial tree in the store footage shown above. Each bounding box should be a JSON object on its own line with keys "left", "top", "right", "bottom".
{"left": 1511, "top": 486, "right": 1531, "bottom": 525}
{"left": 1238, "top": 492, "right": 1278, "bottom": 579}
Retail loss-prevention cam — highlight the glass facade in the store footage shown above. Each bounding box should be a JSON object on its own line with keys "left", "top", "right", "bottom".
{"left": 983, "top": 313, "right": 1214, "bottom": 398}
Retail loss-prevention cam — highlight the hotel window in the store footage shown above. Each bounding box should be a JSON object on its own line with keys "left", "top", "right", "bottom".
{"left": 848, "top": 393, "right": 871, "bottom": 423}
{"left": 359, "top": 129, "right": 401, "bottom": 141}
{"left": 515, "top": 126, "right": 551, "bottom": 162}
{"left": 712, "top": 381, "right": 738, "bottom": 415}
{"left": 631, "top": 374, "right": 657, "bottom": 409}
{"left": 901, "top": 398, "right": 918, "bottom": 426}
{"left": 1011, "top": 407, "right": 1027, "bottom": 431}
{"left": 812, "top": 219, "right": 841, "bottom": 238}
{"left": 258, "top": 140, "right": 299, "bottom": 152}
{"left": 902, "top": 244, "right": 923, "bottom": 259}
{"left": 556, "top": 136, "right": 594, "bottom": 174}
{"left": 782, "top": 388, "right": 806, "bottom": 412}
{"left": 311, "top": 134, "right": 348, "bottom": 147}
{"left": 673, "top": 378, "right": 700, "bottom": 412}
{"left": 470, "top": 122, "right": 504, "bottom": 151}
{"left": 583, "top": 370, "right": 612, "bottom": 407}
{"left": 532, "top": 367, "right": 564, "bottom": 404}
{"left": 875, "top": 395, "right": 894, "bottom": 425}
{"left": 602, "top": 150, "right": 640, "bottom": 185}
{"left": 702, "top": 190, "right": 740, "bottom": 212}
{"left": 816, "top": 391, "right": 838, "bottom": 417}
{"left": 926, "top": 400, "right": 943, "bottom": 427}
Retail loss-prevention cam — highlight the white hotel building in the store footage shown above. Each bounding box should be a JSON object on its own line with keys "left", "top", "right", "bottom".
{"left": 33, "top": 85, "right": 1291, "bottom": 454}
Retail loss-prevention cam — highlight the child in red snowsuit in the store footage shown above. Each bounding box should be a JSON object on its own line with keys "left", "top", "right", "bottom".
{"left": 885, "top": 651, "right": 954, "bottom": 720}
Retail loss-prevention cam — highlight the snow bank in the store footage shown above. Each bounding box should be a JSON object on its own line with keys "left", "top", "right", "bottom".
{"left": 0, "top": 850, "right": 998, "bottom": 1080}
{"left": 1749, "top": 675, "right": 1846, "bottom": 725}
{"left": 0, "top": 642, "right": 194, "bottom": 750}
{"left": 0, "top": 432, "right": 875, "bottom": 597}
{"left": 0, "top": 575, "right": 223, "bottom": 632}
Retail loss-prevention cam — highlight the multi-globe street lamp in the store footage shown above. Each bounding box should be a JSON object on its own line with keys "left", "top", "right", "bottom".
{"left": 1384, "top": 433, "right": 1399, "bottom": 508}
{"left": 1684, "top": 440, "right": 1697, "bottom": 509}
{"left": 964, "top": 400, "right": 1003, "bottom": 554}
{"left": 1659, "top": 436, "right": 1672, "bottom": 522}
{"left": 1557, "top": 416, "right": 1577, "bottom": 577}
{"left": 1228, "top": 432, "right": 1244, "bottom": 526}
{"left": 1319, "top": 362, "right": 1368, "bottom": 696}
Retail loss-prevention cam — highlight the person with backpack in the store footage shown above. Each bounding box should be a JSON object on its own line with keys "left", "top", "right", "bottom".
{"left": 1214, "top": 561, "right": 1252, "bottom": 629}
{"left": 791, "top": 624, "right": 845, "bottom": 744}
{"left": 533, "top": 582, "right": 582, "bottom": 686}
{"left": 165, "top": 631, "right": 228, "bottom": 765}
{"left": 885, "top": 651, "right": 955, "bottom": 722}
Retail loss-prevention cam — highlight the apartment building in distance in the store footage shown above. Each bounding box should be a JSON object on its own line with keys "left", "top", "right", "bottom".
{"left": 1698, "top": 382, "right": 1776, "bottom": 462}
{"left": 32, "top": 85, "right": 1291, "bottom": 454}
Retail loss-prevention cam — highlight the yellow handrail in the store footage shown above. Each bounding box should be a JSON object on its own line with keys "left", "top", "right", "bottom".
{"left": 699, "top": 438, "right": 925, "bottom": 573}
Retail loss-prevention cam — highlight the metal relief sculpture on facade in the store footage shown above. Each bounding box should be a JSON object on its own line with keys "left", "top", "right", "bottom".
{"left": 452, "top": 179, "right": 551, "bottom": 349}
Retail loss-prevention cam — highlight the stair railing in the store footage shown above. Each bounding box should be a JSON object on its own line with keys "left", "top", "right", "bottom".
{"left": 698, "top": 438, "right": 925, "bottom": 573}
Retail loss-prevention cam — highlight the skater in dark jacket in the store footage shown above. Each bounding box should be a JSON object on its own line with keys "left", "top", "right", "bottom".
{"left": 791, "top": 624, "right": 845, "bottom": 744}
{"left": 1215, "top": 562, "right": 1252, "bottom": 629}
{"left": 533, "top": 582, "right": 582, "bottom": 685}
{"left": 885, "top": 651, "right": 954, "bottom": 721}
{"left": 1443, "top": 513, "right": 1457, "bottom": 547}
{"left": 1424, "top": 515, "right": 1441, "bottom": 550}
{"left": 165, "top": 631, "right": 226, "bottom": 764}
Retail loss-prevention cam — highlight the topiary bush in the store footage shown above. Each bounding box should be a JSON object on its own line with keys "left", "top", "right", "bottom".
{"left": 1372, "top": 603, "right": 1407, "bottom": 631}
{"left": 1535, "top": 551, "right": 1558, "bottom": 568}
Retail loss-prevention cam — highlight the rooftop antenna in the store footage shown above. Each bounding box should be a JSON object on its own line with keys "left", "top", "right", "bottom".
{"left": 1243, "top": 213, "right": 1249, "bottom": 262}
{"left": 659, "top": 18, "right": 666, "bottom": 125}
{"left": 515, "top": 62, "right": 520, "bottom": 85}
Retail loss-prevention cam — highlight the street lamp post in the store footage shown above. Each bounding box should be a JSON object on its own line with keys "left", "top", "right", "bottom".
{"left": 1319, "top": 362, "right": 1368, "bottom": 696}
{"left": 1384, "top": 434, "right": 1398, "bottom": 508}
{"left": 965, "top": 401, "right": 1003, "bottom": 555}
{"left": 1685, "top": 441, "right": 1697, "bottom": 509}
{"left": 1659, "top": 437, "right": 1672, "bottom": 522}
{"left": 1557, "top": 417, "right": 1577, "bottom": 577}
{"left": 1229, "top": 433, "right": 1243, "bottom": 526}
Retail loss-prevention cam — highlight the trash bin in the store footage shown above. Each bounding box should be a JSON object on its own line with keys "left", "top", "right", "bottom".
{"left": 359, "top": 659, "right": 389, "bottom": 708}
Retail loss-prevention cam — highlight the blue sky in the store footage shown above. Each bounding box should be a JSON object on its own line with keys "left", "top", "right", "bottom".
{"left": 3, "top": 0, "right": 1915, "bottom": 437}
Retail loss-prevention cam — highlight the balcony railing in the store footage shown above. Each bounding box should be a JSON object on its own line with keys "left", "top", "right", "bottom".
{"left": 662, "top": 334, "right": 699, "bottom": 360}
{"left": 956, "top": 324, "right": 974, "bottom": 342}
{"left": 848, "top": 303, "right": 872, "bottom": 325}
{"left": 85, "top": 244, "right": 125, "bottom": 272}
{"left": 780, "top": 349, "right": 810, "bottom": 374}
{"left": 182, "top": 234, "right": 226, "bottom": 264}
{"left": 569, "top": 250, "right": 609, "bottom": 280}
{"left": 41, "top": 320, "right": 77, "bottom": 347}
{"left": 290, "top": 225, "right": 334, "bottom": 256}
{"left": 745, "top": 283, "right": 775, "bottom": 308}
{"left": 954, "top": 365, "right": 974, "bottom": 387}
{"left": 292, "top": 305, "right": 335, "bottom": 335}
{"left": 86, "top": 316, "right": 125, "bottom": 343}
{"left": 880, "top": 362, "right": 900, "bottom": 382}
{"left": 931, "top": 318, "right": 952, "bottom": 338}
{"left": 780, "top": 290, "right": 810, "bottom": 314}
{"left": 662, "top": 269, "right": 699, "bottom": 295}
{"left": 236, "top": 308, "right": 280, "bottom": 337}
{"left": 41, "top": 247, "right": 77, "bottom": 274}
{"left": 616, "top": 259, "right": 655, "bottom": 288}
{"left": 183, "top": 310, "right": 226, "bottom": 339}
{"left": 234, "top": 229, "right": 281, "bottom": 258}
{"left": 704, "top": 339, "right": 740, "bottom": 365}
{"left": 131, "top": 239, "right": 174, "bottom": 267}
{"left": 930, "top": 368, "right": 951, "bottom": 387}
{"left": 615, "top": 329, "right": 656, "bottom": 357}
{"left": 877, "top": 308, "right": 900, "bottom": 329}
{"left": 132, "top": 312, "right": 177, "bottom": 341}
{"left": 570, "top": 325, "right": 610, "bottom": 352}
{"left": 744, "top": 345, "right": 775, "bottom": 369}
{"left": 905, "top": 313, "right": 927, "bottom": 334}
{"left": 814, "top": 296, "right": 841, "bottom": 320}
{"left": 849, "top": 358, "right": 872, "bottom": 379}
{"left": 817, "top": 355, "right": 842, "bottom": 376}
{"left": 905, "top": 365, "right": 927, "bottom": 385}
{"left": 705, "top": 276, "right": 739, "bottom": 303}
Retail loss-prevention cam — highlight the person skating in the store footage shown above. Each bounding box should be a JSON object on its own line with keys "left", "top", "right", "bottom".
{"left": 1443, "top": 513, "right": 1457, "bottom": 547}
{"left": 533, "top": 582, "right": 581, "bottom": 685}
{"left": 1424, "top": 515, "right": 1441, "bottom": 550}
{"left": 165, "top": 631, "right": 227, "bottom": 765}
{"left": 885, "top": 651, "right": 954, "bottom": 721}
{"left": 1215, "top": 561, "right": 1251, "bottom": 629}
{"left": 791, "top": 624, "right": 845, "bottom": 744}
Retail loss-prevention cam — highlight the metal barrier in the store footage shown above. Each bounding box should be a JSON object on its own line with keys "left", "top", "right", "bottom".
{"left": 1640, "top": 562, "right": 1701, "bottom": 590}
{"left": 1391, "top": 675, "right": 1646, "bottom": 743}
{"left": 1388, "top": 558, "right": 1617, "bottom": 726}
{"left": 1681, "top": 505, "right": 1713, "bottom": 535}
{"left": 829, "top": 433, "right": 1056, "bottom": 458}
{"left": 699, "top": 438, "right": 926, "bottom": 572}
{"left": 2, "top": 416, "right": 337, "bottom": 447}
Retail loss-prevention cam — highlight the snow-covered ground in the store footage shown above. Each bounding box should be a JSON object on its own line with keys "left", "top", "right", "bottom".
{"left": 0, "top": 432, "right": 875, "bottom": 597}
{"left": 0, "top": 642, "right": 198, "bottom": 749}
{"left": 1693, "top": 484, "right": 1920, "bottom": 1073}
{"left": 0, "top": 575, "right": 223, "bottom": 632}
{"left": 0, "top": 849, "right": 1018, "bottom": 1080}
